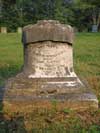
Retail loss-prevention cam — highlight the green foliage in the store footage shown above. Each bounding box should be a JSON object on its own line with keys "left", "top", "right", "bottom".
{"left": 51, "top": 99, "right": 58, "bottom": 112}
{"left": 63, "top": 108, "right": 73, "bottom": 114}
{"left": 1, "top": 0, "right": 100, "bottom": 31}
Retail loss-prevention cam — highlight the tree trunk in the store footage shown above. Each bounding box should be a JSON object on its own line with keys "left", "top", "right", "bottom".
{"left": 92, "top": 8, "right": 100, "bottom": 32}
{"left": 97, "top": 10, "right": 100, "bottom": 31}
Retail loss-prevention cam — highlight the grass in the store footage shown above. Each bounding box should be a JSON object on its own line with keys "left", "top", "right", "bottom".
{"left": 0, "top": 33, "right": 23, "bottom": 86}
{"left": 74, "top": 33, "right": 100, "bottom": 77}
{"left": 0, "top": 33, "right": 100, "bottom": 132}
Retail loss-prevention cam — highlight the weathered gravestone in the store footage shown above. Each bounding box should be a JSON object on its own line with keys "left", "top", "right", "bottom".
{"left": 3, "top": 20, "right": 98, "bottom": 111}
{"left": 0, "top": 27, "right": 7, "bottom": 33}
{"left": 17, "top": 27, "right": 22, "bottom": 33}
{"left": 92, "top": 25, "right": 98, "bottom": 32}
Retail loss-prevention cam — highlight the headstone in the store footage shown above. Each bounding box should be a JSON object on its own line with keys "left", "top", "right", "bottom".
{"left": 17, "top": 27, "right": 22, "bottom": 33}
{"left": 0, "top": 27, "right": 7, "bottom": 33}
{"left": 73, "top": 27, "right": 78, "bottom": 33}
{"left": 3, "top": 20, "right": 98, "bottom": 112}
{"left": 92, "top": 25, "right": 98, "bottom": 32}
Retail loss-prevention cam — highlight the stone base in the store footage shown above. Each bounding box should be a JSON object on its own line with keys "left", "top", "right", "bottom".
{"left": 0, "top": 73, "right": 98, "bottom": 112}
{"left": 2, "top": 92, "right": 98, "bottom": 112}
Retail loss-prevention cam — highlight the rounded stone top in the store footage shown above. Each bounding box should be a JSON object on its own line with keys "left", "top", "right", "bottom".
{"left": 22, "top": 20, "right": 74, "bottom": 45}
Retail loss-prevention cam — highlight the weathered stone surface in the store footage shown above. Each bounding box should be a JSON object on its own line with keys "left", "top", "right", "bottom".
{"left": 3, "top": 72, "right": 98, "bottom": 110}
{"left": 22, "top": 20, "right": 74, "bottom": 44}
{"left": 2, "top": 20, "right": 98, "bottom": 111}
{"left": 23, "top": 41, "right": 74, "bottom": 77}
{"left": 4, "top": 73, "right": 86, "bottom": 95}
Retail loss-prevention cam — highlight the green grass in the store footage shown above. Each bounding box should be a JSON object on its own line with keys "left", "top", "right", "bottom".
{"left": 0, "top": 33, "right": 23, "bottom": 86}
{"left": 74, "top": 33, "right": 100, "bottom": 77}
{"left": 0, "top": 33, "right": 100, "bottom": 132}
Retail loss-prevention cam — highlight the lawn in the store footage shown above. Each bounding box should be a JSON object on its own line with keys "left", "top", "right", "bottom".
{"left": 0, "top": 33, "right": 23, "bottom": 86}
{"left": 0, "top": 33, "right": 100, "bottom": 132}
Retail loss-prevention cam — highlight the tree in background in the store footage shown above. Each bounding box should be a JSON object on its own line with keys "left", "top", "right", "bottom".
{"left": 53, "top": 0, "right": 73, "bottom": 23}
{"left": 0, "top": 0, "right": 2, "bottom": 18}
{"left": 84, "top": 0, "right": 100, "bottom": 32}
{"left": 74, "top": 0, "right": 100, "bottom": 32}
{"left": 1, "top": 0, "right": 18, "bottom": 31}
{"left": 0, "top": 0, "right": 100, "bottom": 32}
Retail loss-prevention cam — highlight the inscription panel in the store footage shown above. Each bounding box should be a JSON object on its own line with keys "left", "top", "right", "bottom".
{"left": 26, "top": 41, "right": 73, "bottom": 77}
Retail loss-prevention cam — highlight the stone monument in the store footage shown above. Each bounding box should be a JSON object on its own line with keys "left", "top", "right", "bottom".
{"left": 17, "top": 27, "right": 22, "bottom": 33}
{"left": 3, "top": 20, "right": 98, "bottom": 111}
{"left": 0, "top": 27, "right": 7, "bottom": 33}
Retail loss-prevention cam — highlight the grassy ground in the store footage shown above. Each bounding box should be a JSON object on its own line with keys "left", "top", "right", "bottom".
{"left": 0, "top": 33, "right": 23, "bottom": 86}
{"left": 0, "top": 33, "right": 100, "bottom": 132}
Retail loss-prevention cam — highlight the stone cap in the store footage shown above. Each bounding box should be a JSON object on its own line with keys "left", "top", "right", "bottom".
{"left": 22, "top": 20, "right": 74, "bottom": 45}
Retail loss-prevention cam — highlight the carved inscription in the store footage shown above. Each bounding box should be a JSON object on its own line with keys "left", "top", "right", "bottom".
{"left": 27, "top": 41, "right": 73, "bottom": 77}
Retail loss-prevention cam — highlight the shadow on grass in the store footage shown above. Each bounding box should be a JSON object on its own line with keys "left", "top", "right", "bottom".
{"left": 0, "top": 64, "right": 22, "bottom": 79}
{"left": 0, "top": 64, "right": 23, "bottom": 87}
{"left": 0, "top": 86, "right": 27, "bottom": 133}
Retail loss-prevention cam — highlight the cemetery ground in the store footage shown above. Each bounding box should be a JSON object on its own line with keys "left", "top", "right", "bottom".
{"left": 0, "top": 33, "right": 100, "bottom": 132}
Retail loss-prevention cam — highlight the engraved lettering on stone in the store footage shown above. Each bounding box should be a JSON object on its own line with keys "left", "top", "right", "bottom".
{"left": 28, "top": 42, "right": 74, "bottom": 78}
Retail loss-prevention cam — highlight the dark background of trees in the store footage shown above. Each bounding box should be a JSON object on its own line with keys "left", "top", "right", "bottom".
{"left": 0, "top": 0, "right": 100, "bottom": 32}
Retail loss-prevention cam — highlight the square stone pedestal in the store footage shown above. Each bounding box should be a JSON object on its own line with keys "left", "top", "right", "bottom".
{"left": 1, "top": 73, "right": 98, "bottom": 113}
